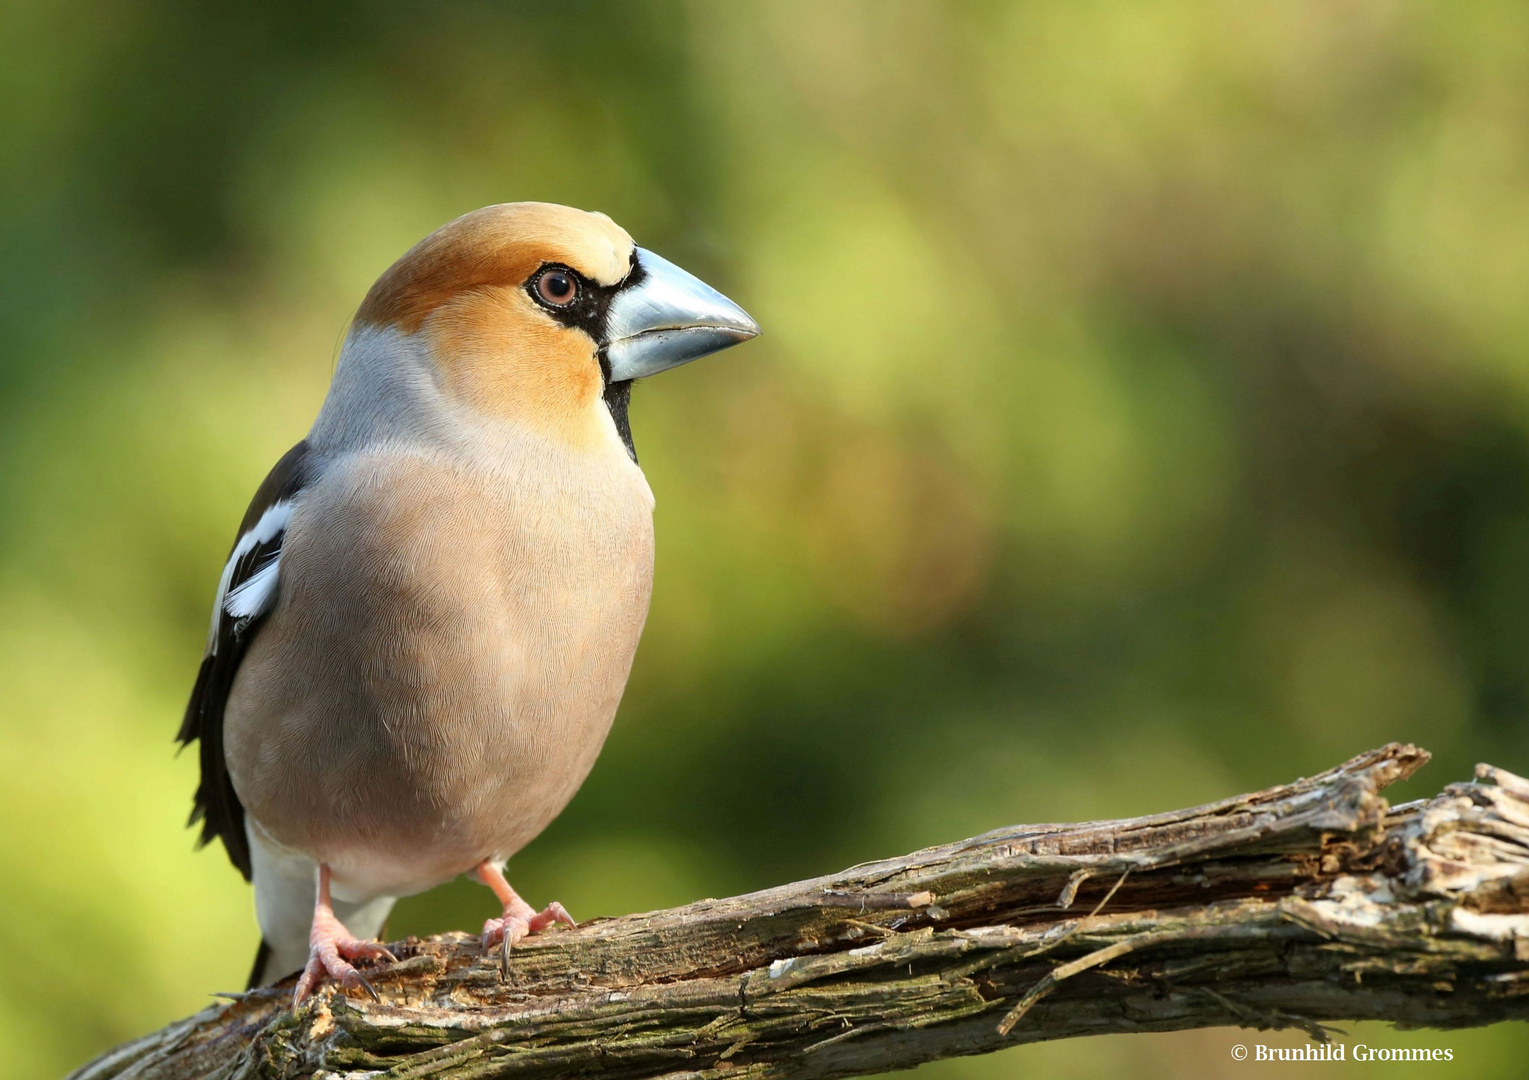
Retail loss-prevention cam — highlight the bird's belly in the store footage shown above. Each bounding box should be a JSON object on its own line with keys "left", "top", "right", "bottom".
{"left": 223, "top": 448, "right": 655, "bottom": 896}
{"left": 324, "top": 613, "right": 639, "bottom": 897}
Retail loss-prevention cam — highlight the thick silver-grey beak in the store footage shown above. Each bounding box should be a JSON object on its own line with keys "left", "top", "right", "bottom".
{"left": 604, "top": 248, "right": 760, "bottom": 381}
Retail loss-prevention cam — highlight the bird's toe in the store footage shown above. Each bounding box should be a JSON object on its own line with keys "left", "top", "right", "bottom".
{"left": 481, "top": 914, "right": 531, "bottom": 951}
{"left": 527, "top": 901, "right": 575, "bottom": 934}
{"left": 292, "top": 933, "right": 395, "bottom": 1006}
{"left": 342, "top": 938, "right": 398, "bottom": 965}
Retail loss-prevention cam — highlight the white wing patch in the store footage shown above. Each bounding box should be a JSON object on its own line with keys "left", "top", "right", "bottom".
{"left": 225, "top": 559, "right": 281, "bottom": 620}
{"left": 207, "top": 500, "right": 293, "bottom": 653}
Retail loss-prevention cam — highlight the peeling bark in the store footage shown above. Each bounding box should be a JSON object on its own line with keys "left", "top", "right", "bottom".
{"left": 70, "top": 745, "right": 1529, "bottom": 1080}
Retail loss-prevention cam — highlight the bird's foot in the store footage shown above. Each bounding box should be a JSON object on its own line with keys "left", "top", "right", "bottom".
{"left": 472, "top": 859, "right": 575, "bottom": 971}
{"left": 293, "top": 902, "right": 397, "bottom": 1006}
{"left": 480, "top": 900, "right": 575, "bottom": 952}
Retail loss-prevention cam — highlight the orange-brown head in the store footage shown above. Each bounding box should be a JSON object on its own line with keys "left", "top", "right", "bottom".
{"left": 352, "top": 203, "right": 758, "bottom": 456}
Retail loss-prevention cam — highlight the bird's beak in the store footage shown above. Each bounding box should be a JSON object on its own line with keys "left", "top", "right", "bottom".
{"left": 604, "top": 248, "right": 760, "bottom": 381}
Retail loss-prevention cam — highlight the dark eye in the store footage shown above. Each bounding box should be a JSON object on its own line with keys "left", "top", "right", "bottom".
{"left": 534, "top": 268, "right": 578, "bottom": 307}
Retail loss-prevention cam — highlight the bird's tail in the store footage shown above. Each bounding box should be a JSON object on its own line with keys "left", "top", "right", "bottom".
{"left": 248, "top": 935, "right": 312, "bottom": 989}
{"left": 246, "top": 939, "right": 274, "bottom": 989}
{"left": 246, "top": 895, "right": 397, "bottom": 988}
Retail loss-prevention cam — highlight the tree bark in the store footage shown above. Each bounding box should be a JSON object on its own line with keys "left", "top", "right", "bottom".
{"left": 70, "top": 744, "right": 1529, "bottom": 1080}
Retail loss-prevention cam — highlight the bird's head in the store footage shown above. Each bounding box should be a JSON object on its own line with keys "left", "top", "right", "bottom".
{"left": 352, "top": 202, "right": 759, "bottom": 457}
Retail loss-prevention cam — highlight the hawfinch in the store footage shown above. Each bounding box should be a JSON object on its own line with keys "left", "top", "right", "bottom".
{"left": 176, "top": 203, "right": 759, "bottom": 1002}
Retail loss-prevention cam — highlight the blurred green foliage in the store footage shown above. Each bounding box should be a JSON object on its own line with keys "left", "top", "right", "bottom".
{"left": 3, "top": 1, "right": 1528, "bottom": 1076}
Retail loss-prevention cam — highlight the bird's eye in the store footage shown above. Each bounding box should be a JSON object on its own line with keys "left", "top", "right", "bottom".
{"left": 535, "top": 268, "right": 578, "bottom": 307}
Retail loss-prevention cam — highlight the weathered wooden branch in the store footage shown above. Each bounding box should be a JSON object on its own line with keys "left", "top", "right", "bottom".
{"left": 72, "top": 744, "right": 1529, "bottom": 1080}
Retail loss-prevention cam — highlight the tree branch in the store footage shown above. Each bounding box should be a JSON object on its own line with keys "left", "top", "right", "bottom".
{"left": 71, "top": 744, "right": 1529, "bottom": 1080}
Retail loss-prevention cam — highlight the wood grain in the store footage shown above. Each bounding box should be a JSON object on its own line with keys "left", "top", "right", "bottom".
{"left": 70, "top": 745, "right": 1529, "bottom": 1080}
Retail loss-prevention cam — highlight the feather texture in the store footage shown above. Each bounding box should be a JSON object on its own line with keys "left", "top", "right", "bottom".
{"left": 178, "top": 440, "right": 313, "bottom": 879}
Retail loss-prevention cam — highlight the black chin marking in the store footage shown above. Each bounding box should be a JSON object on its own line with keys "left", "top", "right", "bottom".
{"left": 603, "top": 377, "right": 636, "bottom": 462}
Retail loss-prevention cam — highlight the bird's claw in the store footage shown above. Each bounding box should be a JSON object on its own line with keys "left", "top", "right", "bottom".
{"left": 481, "top": 913, "right": 530, "bottom": 953}
{"left": 292, "top": 933, "right": 397, "bottom": 1006}
{"left": 481, "top": 901, "right": 575, "bottom": 971}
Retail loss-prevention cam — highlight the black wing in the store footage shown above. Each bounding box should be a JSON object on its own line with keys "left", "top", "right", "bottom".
{"left": 177, "top": 440, "right": 312, "bottom": 880}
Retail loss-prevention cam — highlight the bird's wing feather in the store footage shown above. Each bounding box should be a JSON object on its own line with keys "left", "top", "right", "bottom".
{"left": 178, "top": 439, "right": 313, "bottom": 880}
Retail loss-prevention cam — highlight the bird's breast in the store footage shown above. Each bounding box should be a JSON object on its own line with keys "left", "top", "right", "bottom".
{"left": 223, "top": 439, "right": 655, "bottom": 895}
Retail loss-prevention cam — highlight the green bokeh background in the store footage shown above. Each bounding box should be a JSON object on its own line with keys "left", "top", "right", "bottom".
{"left": 4, "top": 1, "right": 1529, "bottom": 1076}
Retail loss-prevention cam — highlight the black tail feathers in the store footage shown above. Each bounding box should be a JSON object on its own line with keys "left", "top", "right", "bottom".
{"left": 247, "top": 938, "right": 273, "bottom": 990}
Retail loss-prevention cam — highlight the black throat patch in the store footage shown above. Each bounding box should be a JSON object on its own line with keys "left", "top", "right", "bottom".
{"left": 602, "top": 376, "right": 636, "bottom": 462}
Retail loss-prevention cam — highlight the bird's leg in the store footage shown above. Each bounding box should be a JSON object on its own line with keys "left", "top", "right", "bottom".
{"left": 292, "top": 864, "right": 397, "bottom": 1006}
{"left": 473, "top": 859, "right": 575, "bottom": 966}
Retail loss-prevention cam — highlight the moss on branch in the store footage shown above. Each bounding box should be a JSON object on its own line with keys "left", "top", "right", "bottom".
{"left": 69, "top": 745, "right": 1529, "bottom": 1080}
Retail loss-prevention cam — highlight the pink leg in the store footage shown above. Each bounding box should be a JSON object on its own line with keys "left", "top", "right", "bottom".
{"left": 292, "top": 865, "right": 397, "bottom": 1006}
{"left": 473, "top": 860, "right": 575, "bottom": 962}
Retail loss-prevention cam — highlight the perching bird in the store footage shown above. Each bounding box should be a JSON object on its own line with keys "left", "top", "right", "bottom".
{"left": 176, "top": 202, "right": 759, "bottom": 1002}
